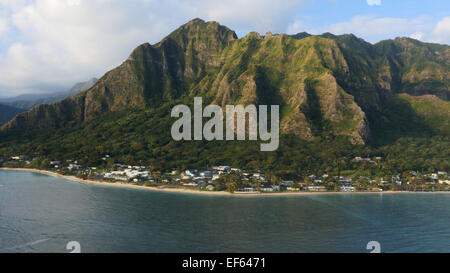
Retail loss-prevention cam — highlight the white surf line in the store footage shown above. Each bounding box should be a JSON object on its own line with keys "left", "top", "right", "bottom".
{"left": 1, "top": 238, "right": 51, "bottom": 251}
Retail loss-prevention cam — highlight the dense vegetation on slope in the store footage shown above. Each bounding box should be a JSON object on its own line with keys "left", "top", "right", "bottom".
{"left": 0, "top": 19, "right": 448, "bottom": 174}
{"left": 1, "top": 101, "right": 448, "bottom": 176}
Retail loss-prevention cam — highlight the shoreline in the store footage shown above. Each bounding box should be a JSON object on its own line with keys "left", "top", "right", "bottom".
{"left": 1, "top": 167, "right": 449, "bottom": 197}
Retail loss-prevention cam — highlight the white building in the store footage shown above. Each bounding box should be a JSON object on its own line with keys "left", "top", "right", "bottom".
{"left": 340, "top": 186, "right": 356, "bottom": 192}
{"left": 305, "top": 186, "right": 327, "bottom": 192}
{"left": 68, "top": 164, "right": 82, "bottom": 171}
{"left": 212, "top": 166, "right": 231, "bottom": 172}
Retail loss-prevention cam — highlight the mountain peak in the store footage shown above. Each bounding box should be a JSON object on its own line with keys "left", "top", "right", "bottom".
{"left": 186, "top": 18, "right": 206, "bottom": 24}
{"left": 160, "top": 18, "right": 238, "bottom": 49}
{"left": 291, "top": 32, "right": 311, "bottom": 40}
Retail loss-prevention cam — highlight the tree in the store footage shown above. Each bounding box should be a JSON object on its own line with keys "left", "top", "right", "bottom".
{"left": 40, "top": 159, "right": 50, "bottom": 169}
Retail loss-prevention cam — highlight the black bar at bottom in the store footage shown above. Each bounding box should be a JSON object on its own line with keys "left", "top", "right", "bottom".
{"left": 0, "top": 253, "right": 448, "bottom": 272}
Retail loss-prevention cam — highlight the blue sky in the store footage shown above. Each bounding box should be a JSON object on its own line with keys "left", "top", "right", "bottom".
{"left": 298, "top": 0, "right": 448, "bottom": 27}
{"left": 0, "top": 0, "right": 448, "bottom": 97}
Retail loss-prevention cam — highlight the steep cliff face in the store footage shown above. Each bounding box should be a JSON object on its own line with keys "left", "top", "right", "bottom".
{"left": 374, "top": 37, "right": 449, "bottom": 100}
{"left": 203, "top": 33, "right": 369, "bottom": 143}
{"left": 2, "top": 19, "right": 449, "bottom": 146}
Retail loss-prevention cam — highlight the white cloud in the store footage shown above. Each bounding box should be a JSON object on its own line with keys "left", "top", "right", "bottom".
{"left": 0, "top": 18, "right": 8, "bottom": 36}
{"left": 67, "top": 0, "right": 81, "bottom": 6}
{"left": 287, "top": 21, "right": 308, "bottom": 35}
{"left": 316, "top": 16, "right": 431, "bottom": 38}
{"left": 202, "top": 0, "right": 304, "bottom": 35}
{"left": 409, "top": 32, "right": 425, "bottom": 41}
{"left": 366, "top": 0, "right": 381, "bottom": 6}
{"left": 431, "top": 17, "right": 450, "bottom": 44}
{"left": 0, "top": 0, "right": 306, "bottom": 97}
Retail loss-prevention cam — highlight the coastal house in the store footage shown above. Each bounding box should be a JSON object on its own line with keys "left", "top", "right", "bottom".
{"left": 368, "top": 187, "right": 383, "bottom": 192}
{"left": 181, "top": 175, "right": 191, "bottom": 180}
{"left": 240, "top": 187, "right": 257, "bottom": 193}
{"left": 183, "top": 182, "right": 198, "bottom": 187}
{"left": 68, "top": 163, "right": 82, "bottom": 171}
{"left": 200, "top": 171, "right": 212, "bottom": 177}
{"left": 185, "top": 169, "right": 198, "bottom": 177}
{"left": 104, "top": 173, "right": 129, "bottom": 181}
{"left": 193, "top": 177, "right": 207, "bottom": 186}
{"left": 212, "top": 166, "right": 231, "bottom": 172}
{"left": 252, "top": 173, "right": 266, "bottom": 182}
{"left": 355, "top": 157, "right": 373, "bottom": 163}
{"left": 338, "top": 176, "right": 352, "bottom": 183}
{"left": 305, "top": 186, "right": 327, "bottom": 192}
{"left": 103, "top": 169, "right": 149, "bottom": 181}
{"left": 339, "top": 185, "right": 356, "bottom": 192}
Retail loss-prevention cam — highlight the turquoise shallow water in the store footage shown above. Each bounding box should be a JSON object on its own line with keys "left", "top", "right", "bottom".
{"left": 0, "top": 170, "right": 449, "bottom": 253}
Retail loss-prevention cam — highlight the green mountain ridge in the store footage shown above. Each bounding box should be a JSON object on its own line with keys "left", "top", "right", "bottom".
{"left": 0, "top": 18, "right": 448, "bottom": 173}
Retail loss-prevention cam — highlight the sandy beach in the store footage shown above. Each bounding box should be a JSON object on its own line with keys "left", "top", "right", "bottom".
{"left": 1, "top": 167, "right": 449, "bottom": 197}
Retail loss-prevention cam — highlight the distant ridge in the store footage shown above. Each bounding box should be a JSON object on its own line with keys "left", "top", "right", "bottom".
{"left": 0, "top": 78, "right": 98, "bottom": 110}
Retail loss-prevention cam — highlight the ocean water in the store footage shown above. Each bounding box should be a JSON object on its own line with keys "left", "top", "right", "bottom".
{"left": 0, "top": 170, "right": 449, "bottom": 253}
